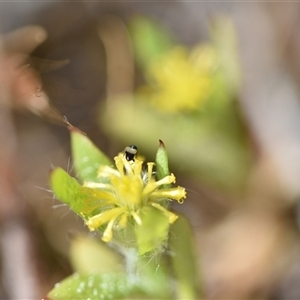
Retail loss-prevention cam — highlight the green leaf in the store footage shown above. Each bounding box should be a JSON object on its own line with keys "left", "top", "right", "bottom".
{"left": 155, "top": 139, "right": 170, "bottom": 180}
{"left": 70, "top": 235, "right": 124, "bottom": 275}
{"left": 47, "top": 273, "right": 130, "bottom": 300}
{"left": 50, "top": 167, "right": 82, "bottom": 208}
{"left": 100, "top": 97, "right": 253, "bottom": 192}
{"left": 70, "top": 128, "right": 112, "bottom": 183}
{"left": 129, "top": 16, "right": 174, "bottom": 70}
{"left": 210, "top": 15, "right": 241, "bottom": 95}
{"left": 136, "top": 253, "right": 172, "bottom": 299}
{"left": 47, "top": 272, "right": 170, "bottom": 300}
{"left": 50, "top": 168, "right": 97, "bottom": 217}
{"left": 135, "top": 206, "right": 169, "bottom": 255}
{"left": 169, "top": 215, "right": 201, "bottom": 299}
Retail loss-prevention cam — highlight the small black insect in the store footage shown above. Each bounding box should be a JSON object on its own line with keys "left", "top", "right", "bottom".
{"left": 124, "top": 145, "right": 138, "bottom": 161}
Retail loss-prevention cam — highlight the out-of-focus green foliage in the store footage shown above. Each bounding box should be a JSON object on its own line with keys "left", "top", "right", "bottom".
{"left": 169, "top": 214, "right": 201, "bottom": 299}
{"left": 69, "top": 235, "right": 124, "bottom": 275}
{"left": 100, "top": 15, "right": 254, "bottom": 193}
{"left": 128, "top": 15, "right": 174, "bottom": 69}
{"left": 102, "top": 99, "right": 251, "bottom": 192}
{"left": 210, "top": 14, "right": 242, "bottom": 94}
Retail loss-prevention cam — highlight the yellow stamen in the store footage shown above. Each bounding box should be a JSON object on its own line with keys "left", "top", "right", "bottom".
{"left": 102, "top": 218, "right": 117, "bottom": 242}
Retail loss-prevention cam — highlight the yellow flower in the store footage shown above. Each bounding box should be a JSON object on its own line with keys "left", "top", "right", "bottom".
{"left": 138, "top": 45, "right": 218, "bottom": 112}
{"left": 84, "top": 153, "right": 186, "bottom": 243}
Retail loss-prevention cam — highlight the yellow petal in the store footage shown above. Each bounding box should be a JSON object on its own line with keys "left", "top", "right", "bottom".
{"left": 146, "top": 162, "right": 155, "bottom": 180}
{"left": 131, "top": 211, "right": 142, "bottom": 225}
{"left": 118, "top": 212, "right": 129, "bottom": 228}
{"left": 102, "top": 218, "right": 116, "bottom": 242}
{"left": 133, "top": 159, "right": 143, "bottom": 176}
{"left": 150, "top": 186, "right": 186, "bottom": 203}
{"left": 97, "top": 165, "right": 120, "bottom": 178}
{"left": 142, "top": 174, "right": 176, "bottom": 196}
{"left": 155, "top": 173, "right": 176, "bottom": 187}
{"left": 114, "top": 154, "right": 125, "bottom": 176}
{"left": 86, "top": 207, "right": 125, "bottom": 231}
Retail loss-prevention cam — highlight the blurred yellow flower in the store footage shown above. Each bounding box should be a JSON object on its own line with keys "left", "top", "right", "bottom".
{"left": 138, "top": 44, "right": 218, "bottom": 112}
{"left": 84, "top": 152, "right": 186, "bottom": 243}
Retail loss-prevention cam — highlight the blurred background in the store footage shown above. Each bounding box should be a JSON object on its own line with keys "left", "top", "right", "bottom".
{"left": 1, "top": 2, "right": 300, "bottom": 299}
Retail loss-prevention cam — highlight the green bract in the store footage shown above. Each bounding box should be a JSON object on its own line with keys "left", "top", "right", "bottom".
{"left": 70, "top": 127, "right": 112, "bottom": 182}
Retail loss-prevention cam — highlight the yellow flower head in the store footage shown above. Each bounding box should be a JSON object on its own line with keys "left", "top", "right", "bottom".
{"left": 138, "top": 45, "right": 218, "bottom": 113}
{"left": 84, "top": 150, "right": 186, "bottom": 244}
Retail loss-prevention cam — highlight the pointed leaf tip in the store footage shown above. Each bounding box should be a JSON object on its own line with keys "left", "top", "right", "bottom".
{"left": 71, "top": 131, "right": 112, "bottom": 182}
{"left": 155, "top": 140, "right": 170, "bottom": 181}
{"left": 159, "top": 139, "right": 165, "bottom": 148}
{"left": 68, "top": 124, "right": 86, "bottom": 135}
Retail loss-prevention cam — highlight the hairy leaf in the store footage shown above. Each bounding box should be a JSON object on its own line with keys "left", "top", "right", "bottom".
{"left": 135, "top": 206, "right": 169, "bottom": 255}
{"left": 169, "top": 215, "right": 201, "bottom": 299}
{"left": 70, "top": 128, "right": 112, "bottom": 182}
{"left": 155, "top": 139, "right": 170, "bottom": 180}
{"left": 70, "top": 235, "right": 123, "bottom": 275}
{"left": 50, "top": 168, "right": 99, "bottom": 217}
